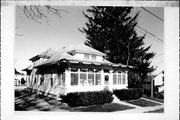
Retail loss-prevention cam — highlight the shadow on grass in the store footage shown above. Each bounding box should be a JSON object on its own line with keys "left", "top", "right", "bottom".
{"left": 15, "top": 89, "right": 134, "bottom": 112}
{"left": 15, "top": 89, "right": 68, "bottom": 111}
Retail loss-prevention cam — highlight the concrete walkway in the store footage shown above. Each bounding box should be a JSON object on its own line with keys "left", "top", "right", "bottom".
{"left": 115, "top": 105, "right": 163, "bottom": 113}
{"left": 112, "top": 95, "right": 164, "bottom": 113}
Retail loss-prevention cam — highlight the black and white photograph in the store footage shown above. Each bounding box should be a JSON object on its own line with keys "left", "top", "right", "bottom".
{"left": 14, "top": 5, "right": 164, "bottom": 112}
{"left": 1, "top": 1, "right": 179, "bottom": 120}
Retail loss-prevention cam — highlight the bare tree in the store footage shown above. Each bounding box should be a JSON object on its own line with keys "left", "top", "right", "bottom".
{"left": 16, "top": 5, "right": 68, "bottom": 36}
{"left": 22, "top": 5, "right": 68, "bottom": 24}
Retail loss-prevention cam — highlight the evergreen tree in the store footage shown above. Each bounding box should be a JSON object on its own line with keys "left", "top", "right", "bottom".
{"left": 80, "top": 6, "right": 155, "bottom": 88}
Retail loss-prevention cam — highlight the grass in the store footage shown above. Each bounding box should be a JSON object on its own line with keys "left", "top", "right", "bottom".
{"left": 15, "top": 89, "right": 134, "bottom": 112}
{"left": 143, "top": 96, "right": 164, "bottom": 103}
{"left": 126, "top": 98, "right": 161, "bottom": 107}
{"left": 69, "top": 103, "right": 134, "bottom": 112}
{"left": 145, "top": 108, "right": 164, "bottom": 113}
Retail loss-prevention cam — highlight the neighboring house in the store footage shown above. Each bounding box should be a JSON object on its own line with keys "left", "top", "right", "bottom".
{"left": 144, "top": 75, "right": 156, "bottom": 95}
{"left": 144, "top": 71, "right": 164, "bottom": 96}
{"left": 154, "top": 71, "right": 164, "bottom": 93}
{"left": 14, "top": 69, "right": 26, "bottom": 86}
{"left": 27, "top": 44, "right": 131, "bottom": 98}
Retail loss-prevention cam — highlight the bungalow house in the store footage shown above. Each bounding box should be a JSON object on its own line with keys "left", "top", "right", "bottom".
{"left": 27, "top": 44, "right": 131, "bottom": 98}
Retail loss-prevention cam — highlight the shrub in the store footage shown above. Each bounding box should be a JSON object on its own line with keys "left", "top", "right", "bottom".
{"left": 60, "top": 90, "right": 113, "bottom": 107}
{"left": 154, "top": 92, "right": 164, "bottom": 100}
{"left": 113, "top": 88, "right": 143, "bottom": 101}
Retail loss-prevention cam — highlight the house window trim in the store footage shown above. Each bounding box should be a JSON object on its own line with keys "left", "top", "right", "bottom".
{"left": 70, "top": 69, "right": 101, "bottom": 87}
{"left": 113, "top": 71, "right": 127, "bottom": 85}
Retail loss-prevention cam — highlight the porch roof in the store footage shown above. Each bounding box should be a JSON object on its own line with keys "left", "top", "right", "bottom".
{"left": 22, "top": 65, "right": 33, "bottom": 71}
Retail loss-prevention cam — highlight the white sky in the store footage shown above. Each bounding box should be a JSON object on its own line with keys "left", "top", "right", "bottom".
{"left": 15, "top": 6, "right": 164, "bottom": 75}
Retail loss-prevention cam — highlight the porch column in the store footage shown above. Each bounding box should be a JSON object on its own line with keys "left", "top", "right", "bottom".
{"left": 101, "top": 69, "right": 104, "bottom": 87}
{"left": 78, "top": 68, "right": 80, "bottom": 86}
{"left": 65, "top": 68, "right": 71, "bottom": 94}
{"left": 109, "top": 70, "right": 113, "bottom": 91}
{"left": 125, "top": 71, "right": 128, "bottom": 87}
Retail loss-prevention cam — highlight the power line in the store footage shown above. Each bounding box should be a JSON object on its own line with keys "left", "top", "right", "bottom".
{"left": 137, "top": 28, "right": 163, "bottom": 44}
{"left": 136, "top": 26, "right": 164, "bottom": 43}
{"left": 101, "top": 10, "right": 164, "bottom": 43}
{"left": 141, "top": 7, "right": 164, "bottom": 22}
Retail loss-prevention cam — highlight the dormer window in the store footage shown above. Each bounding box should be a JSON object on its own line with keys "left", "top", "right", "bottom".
{"left": 84, "top": 54, "right": 90, "bottom": 60}
{"left": 91, "top": 55, "right": 96, "bottom": 60}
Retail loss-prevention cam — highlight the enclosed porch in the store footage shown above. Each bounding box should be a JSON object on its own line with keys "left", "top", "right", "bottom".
{"left": 57, "top": 61, "right": 129, "bottom": 94}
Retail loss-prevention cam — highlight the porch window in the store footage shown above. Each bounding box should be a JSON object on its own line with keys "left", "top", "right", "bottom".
{"left": 122, "top": 74, "right": 126, "bottom": 84}
{"left": 40, "top": 76, "right": 44, "bottom": 85}
{"left": 71, "top": 73, "right": 78, "bottom": 85}
{"left": 58, "top": 73, "right": 65, "bottom": 86}
{"left": 51, "top": 78, "right": 53, "bottom": 86}
{"left": 118, "top": 73, "right": 121, "bottom": 84}
{"left": 113, "top": 72, "right": 127, "bottom": 85}
{"left": 88, "top": 73, "right": 94, "bottom": 86}
{"left": 80, "top": 73, "right": 87, "bottom": 86}
{"left": 62, "top": 73, "right": 65, "bottom": 86}
{"left": 70, "top": 69, "right": 102, "bottom": 86}
{"left": 91, "top": 55, "right": 96, "bottom": 60}
{"left": 113, "top": 74, "right": 117, "bottom": 85}
{"left": 95, "top": 74, "right": 101, "bottom": 85}
{"left": 84, "top": 54, "right": 90, "bottom": 60}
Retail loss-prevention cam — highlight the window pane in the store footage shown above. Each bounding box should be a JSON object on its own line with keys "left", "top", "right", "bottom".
{"left": 84, "top": 54, "right": 90, "bottom": 60}
{"left": 88, "top": 73, "right": 94, "bottom": 86}
{"left": 62, "top": 73, "right": 65, "bottom": 86}
{"left": 123, "top": 74, "right": 126, "bottom": 84}
{"left": 71, "top": 73, "right": 78, "bottom": 86}
{"left": 40, "top": 76, "right": 44, "bottom": 85}
{"left": 95, "top": 74, "right": 101, "bottom": 85}
{"left": 113, "top": 74, "right": 117, "bottom": 85}
{"left": 51, "top": 78, "right": 53, "bottom": 86}
{"left": 118, "top": 74, "right": 121, "bottom": 84}
{"left": 80, "top": 73, "right": 87, "bottom": 86}
{"left": 91, "top": 55, "right": 96, "bottom": 60}
{"left": 58, "top": 74, "right": 62, "bottom": 86}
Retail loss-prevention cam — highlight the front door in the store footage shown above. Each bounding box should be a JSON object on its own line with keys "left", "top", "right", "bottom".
{"left": 104, "top": 74, "right": 110, "bottom": 90}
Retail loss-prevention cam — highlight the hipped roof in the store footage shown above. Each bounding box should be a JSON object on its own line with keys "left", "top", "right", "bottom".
{"left": 32, "top": 44, "right": 131, "bottom": 69}
{"left": 29, "top": 48, "right": 56, "bottom": 61}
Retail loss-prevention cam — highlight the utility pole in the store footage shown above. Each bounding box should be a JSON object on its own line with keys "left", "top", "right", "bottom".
{"left": 151, "top": 72, "right": 154, "bottom": 97}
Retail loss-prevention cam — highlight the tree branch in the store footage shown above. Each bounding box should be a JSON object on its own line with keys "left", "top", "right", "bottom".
{"left": 22, "top": 5, "right": 68, "bottom": 24}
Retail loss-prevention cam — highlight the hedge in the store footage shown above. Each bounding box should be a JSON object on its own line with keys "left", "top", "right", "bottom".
{"left": 61, "top": 90, "right": 113, "bottom": 107}
{"left": 113, "top": 88, "right": 143, "bottom": 101}
{"left": 154, "top": 92, "right": 164, "bottom": 100}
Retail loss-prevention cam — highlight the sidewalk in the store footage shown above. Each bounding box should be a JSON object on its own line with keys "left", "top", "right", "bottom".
{"left": 115, "top": 105, "right": 163, "bottom": 113}
{"left": 112, "top": 95, "right": 164, "bottom": 113}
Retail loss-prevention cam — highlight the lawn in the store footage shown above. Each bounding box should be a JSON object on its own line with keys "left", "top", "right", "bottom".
{"left": 15, "top": 89, "right": 134, "bottom": 112}
{"left": 142, "top": 96, "right": 164, "bottom": 103}
{"left": 69, "top": 103, "right": 134, "bottom": 112}
{"left": 126, "top": 98, "right": 161, "bottom": 107}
